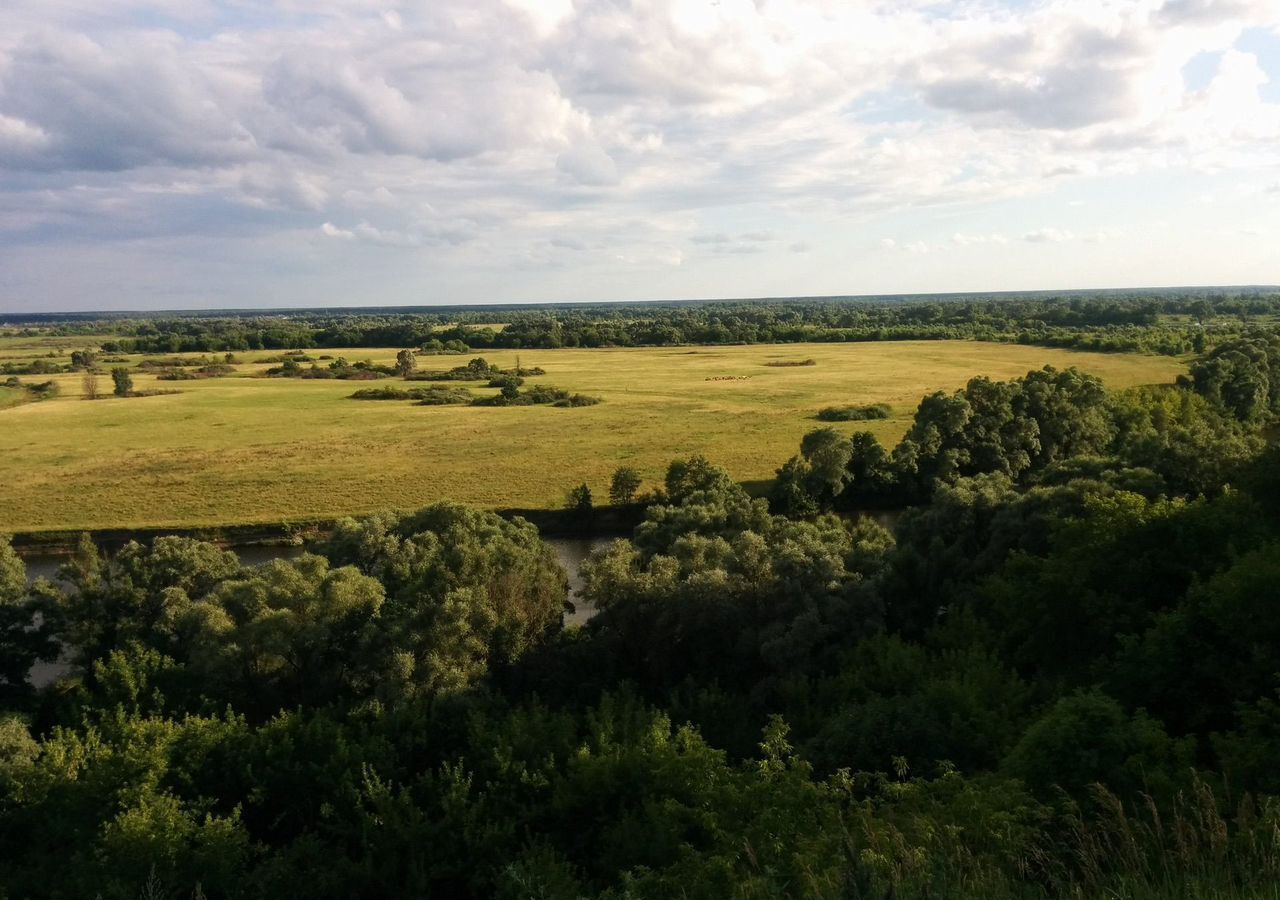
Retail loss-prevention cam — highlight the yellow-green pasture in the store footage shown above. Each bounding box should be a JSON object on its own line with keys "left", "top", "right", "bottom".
{"left": 0, "top": 342, "right": 1184, "bottom": 533}
{"left": 0, "top": 333, "right": 118, "bottom": 358}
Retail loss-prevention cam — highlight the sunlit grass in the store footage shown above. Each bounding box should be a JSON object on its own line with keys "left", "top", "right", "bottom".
{"left": 0, "top": 340, "right": 1184, "bottom": 532}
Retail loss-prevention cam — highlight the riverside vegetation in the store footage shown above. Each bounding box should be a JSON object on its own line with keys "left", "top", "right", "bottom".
{"left": 0, "top": 316, "right": 1279, "bottom": 897}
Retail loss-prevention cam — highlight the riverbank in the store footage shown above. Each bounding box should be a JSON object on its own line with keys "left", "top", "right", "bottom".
{"left": 9, "top": 502, "right": 650, "bottom": 556}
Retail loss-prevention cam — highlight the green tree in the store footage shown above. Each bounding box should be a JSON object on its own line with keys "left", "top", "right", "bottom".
{"left": 1003, "top": 690, "right": 1192, "bottom": 801}
{"left": 180, "top": 554, "right": 386, "bottom": 712}
{"left": 566, "top": 483, "right": 593, "bottom": 516}
{"left": 608, "top": 466, "right": 643, "bottom": 505}
{"left": 663, "top": 455, "right": 737, "bottom": 504}
{"left": 799, "top": 427, "right": 853, "bottom": 503}
{"left": 111, "top": 367, "right": 133, "bottom": 397}
{"left": 842, "top": 431, "right": 897, "bottom": 504}
{"left": 1108, "top": 386, "right": 1262, "bottom": 496}
{"left": 54, "top": 536, "right": 242, "bottom": 668}
{"left": 395, "top": 349, "right": 417, "bottom": 377}
{"left": 770, "top": 456, "right": 818, "bottom": 517}
{"left": 0, "top": 536, "right": 58, "bottom": 707}
{"left": 321, "top": 504, "right": 568, "bottom": 697}
{"left": 1187, "top": 335, "right": 1280, "bottom": 421}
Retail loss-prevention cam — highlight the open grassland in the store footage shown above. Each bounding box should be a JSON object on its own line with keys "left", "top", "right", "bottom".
{"left": 0, "top": 386, "right": 30, "bottom": 410}
{"left": 0, "top": 341, "right": 1184, "bottom": 532}
{"left": 0, "top": 333, "right": 120, "bottom": 357}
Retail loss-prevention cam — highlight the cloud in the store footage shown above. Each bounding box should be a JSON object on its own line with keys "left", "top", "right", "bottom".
{"left": 693, "top": 231, "right": 775, "bottom": 245}
{"left": 880, "top": 238, "right": 929, "bottom": 254}
{"left": 952, "top": 232, "right": 1010, "bottom": 245}
{"left": 1156, "top": 0, "right": 1275, "bottom": 27}
{"left": 1023, "top": 228, "right": 1076, "bottom": 242}
{"left": 320, "top": 222, "right": 354, "bottom": 239}
{"left": 556, "top": 142, "right": 620, "bottom": 186}
{"left": 691, "top": 230, "right": 780, "bottom": 255}
{"left": 238, "top": 167, "right": 329, "bottom": 212}
{"left": 259, "top": 50, "right": 576, "bottom": 163}
{"left": 318, "top": 215, "right": 481, "bottom": 248}
{"left": 0, "top": 30, "right": 254, "bottom": 172}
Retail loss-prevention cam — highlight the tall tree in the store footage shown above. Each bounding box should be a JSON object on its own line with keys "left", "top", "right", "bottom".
{"left": 395, "top": 349, "right": 417, "bottom": 377}
{"left": 111, "top": 367, "right": 133, "bottom": 397}
{"left": 608, "top": 467, "right": 643, "bottom": 505}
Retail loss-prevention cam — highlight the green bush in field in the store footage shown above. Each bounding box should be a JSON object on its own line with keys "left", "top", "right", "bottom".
{"left": 816, "top": 402, "right": 891, "bottom": 421}
{"left": 111, "top": 367, "right": 133, "bottom": 397}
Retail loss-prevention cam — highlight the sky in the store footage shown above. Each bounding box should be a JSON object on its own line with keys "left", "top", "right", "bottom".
{"left": 0, "top": 0, "right": 1278, "bottom": 312}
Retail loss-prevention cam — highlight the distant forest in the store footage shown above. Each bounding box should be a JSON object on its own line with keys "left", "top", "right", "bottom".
{"left": 6, "top": 289, "right": 1280, "bottom": 358}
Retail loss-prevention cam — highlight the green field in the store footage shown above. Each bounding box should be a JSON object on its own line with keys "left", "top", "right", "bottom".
{"left": 0, "top": 341, "right": 1184, "bottom": 533}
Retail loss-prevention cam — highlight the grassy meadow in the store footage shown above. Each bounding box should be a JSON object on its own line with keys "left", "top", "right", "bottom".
{"left": 0, "top": 340, "right": 1184, "bottom": 532}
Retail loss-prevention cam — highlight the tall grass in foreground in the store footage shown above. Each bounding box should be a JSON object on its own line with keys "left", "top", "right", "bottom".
{"left": 117, "top": 775, "right": 1280, "bottom": 898}
{"left": 816, "top": 775, "right": 1280, "bottom": 900}
{"left": 1052, "top": 780, "right": 1280, "bottom": 900}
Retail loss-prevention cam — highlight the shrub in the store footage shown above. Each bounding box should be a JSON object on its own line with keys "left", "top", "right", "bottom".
{"left": 412, "top": 357, "right": 500, "bottom": 381}
{"left": 350, "top": 387, "right": 415, "bottom": 400}
{"left": 552, "top": 394, "right": 602, "bottom": 407}
{"left": 816, "top": 403, "right": 892, "bottom": 421}
{"left": 415, "top": 386, "right": 474, "bottom": 405}
{"left": 349, "top": 386, "right": 473, "bottom": 404}
{"left": 565, "top": 483, "right": 593, "bottom": 515}
{"left": 111, "top": 367, "right": 134, "bottom": 397}
{"left": 764, "top": 358, "right": 817, "bottom": 367}
{"left": 609, "top": 467, "right": 643, "bottom": 504}
{"left": 156, "top": 364, "right": 235, "bottom": 381}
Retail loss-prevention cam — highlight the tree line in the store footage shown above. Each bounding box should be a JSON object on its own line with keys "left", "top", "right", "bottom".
{"left": 770, "top": 333, "right": 1279, "bottom": 515}
{"left": 24, "top": 291, "right": 1277, "bottom": 357}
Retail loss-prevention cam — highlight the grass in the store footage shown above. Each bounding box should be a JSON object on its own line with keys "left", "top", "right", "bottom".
{"left": 0, "top": 386, "right": 30, "bottom": 410}
{"left": 0, "top": 341, "right": 1184, "bottom": 533}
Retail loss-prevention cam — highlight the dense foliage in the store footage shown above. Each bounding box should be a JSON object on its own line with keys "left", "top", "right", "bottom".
{"left": 2, "top": 332, "right": 1280, "bottom": 898}
{"left": 772, "top": 337, "right": 1274, "bottom": 513}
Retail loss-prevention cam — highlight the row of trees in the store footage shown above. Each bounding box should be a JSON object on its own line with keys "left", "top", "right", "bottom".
{"left": 80, "top": 367, "right": 134, "bottom": 399}
{"left": 27, "top": 291, "right": 1280, "bottom": 355}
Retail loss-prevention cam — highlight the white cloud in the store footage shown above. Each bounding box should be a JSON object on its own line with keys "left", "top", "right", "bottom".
{"left": 320, "top": 222, "right": 354, "bottom": 239}
{"left": 880, "top": 238, "right": 930, "bottom": 254}
{"left": 556, "top": 142, "right": 620, "bottom": 186}
{"left": 952, "top": 232, "right": 1010, "bottom": 245}
{"left": 1024, "top": 228, "right": 1076, "bottom": 242}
